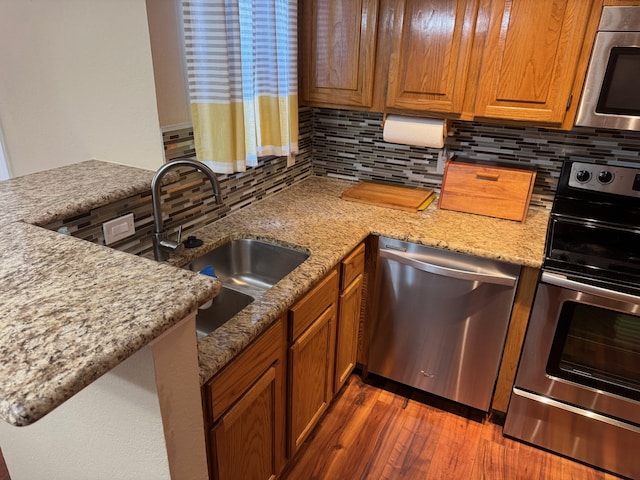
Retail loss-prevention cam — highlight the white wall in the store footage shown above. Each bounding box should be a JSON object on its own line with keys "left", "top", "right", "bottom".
{"left": 0, "top": 345, "right": 171, "bottom": 480}
{"left": 0, "top": 315, "right": 208, "bottom": 480}
{"left": 146, "top": 0, "right": 192, "bottom": 128}
{"left": 0, "top": 0, "right": 165, "bottom": 177}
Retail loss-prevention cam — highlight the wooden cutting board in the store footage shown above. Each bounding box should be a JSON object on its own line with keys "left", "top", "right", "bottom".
{"left": 341, "top": 181, "right": 435, "bottom": 212}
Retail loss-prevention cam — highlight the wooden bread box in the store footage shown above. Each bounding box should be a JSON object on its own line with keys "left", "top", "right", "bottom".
{"left": 438, "top": 159, "right": 536, "bottom": 222}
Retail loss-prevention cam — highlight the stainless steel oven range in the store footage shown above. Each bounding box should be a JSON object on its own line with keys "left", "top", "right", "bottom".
{"left": 504, "top": 161, "right": 640, "bottom": 479}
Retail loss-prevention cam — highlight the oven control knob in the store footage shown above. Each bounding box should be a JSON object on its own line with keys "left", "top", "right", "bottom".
{"left": 598, "top": 170, "right": 613, "bottom": 184}
{"left": 575, "top": 170, "right": 591, "bottom": 183}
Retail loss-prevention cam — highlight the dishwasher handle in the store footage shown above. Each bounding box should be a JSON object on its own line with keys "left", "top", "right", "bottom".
{"left": 380, "top": 248, "right": 518, "bottom": 287}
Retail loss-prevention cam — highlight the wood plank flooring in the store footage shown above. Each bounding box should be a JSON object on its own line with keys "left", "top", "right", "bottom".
{"left": 281, "top": 375, "right": 623, "bottom": 480}
{"left": 0, "top": 448, "right": 8, "bottom": 480}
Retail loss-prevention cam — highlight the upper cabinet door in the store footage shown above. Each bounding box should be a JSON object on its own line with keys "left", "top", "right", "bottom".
{"left": 386, "top": 0, "right": 480, "bottom": 114}
{"left": 300, "top": 0, "right": 379, "bottom": 108}
{"left": 473, "top": 0, "right": 594, "bottom": 125}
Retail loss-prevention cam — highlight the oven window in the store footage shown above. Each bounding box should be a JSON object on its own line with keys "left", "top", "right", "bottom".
{"left": 596, "top": 47, "right": 640, "bottom": 115}
{"left": 547, "top": 302, "right": 640, "bottom": 401}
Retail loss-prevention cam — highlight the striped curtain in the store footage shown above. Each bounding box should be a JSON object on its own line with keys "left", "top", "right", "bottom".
{"left": 182, "top": 0, "right": 298, "bottom": 174}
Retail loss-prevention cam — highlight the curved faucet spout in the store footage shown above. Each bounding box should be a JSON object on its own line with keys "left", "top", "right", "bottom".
{"left": 151, "top": 159, "right": 222, "bottom": 261}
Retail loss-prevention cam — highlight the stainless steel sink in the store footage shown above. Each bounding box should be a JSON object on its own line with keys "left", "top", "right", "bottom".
{"left": 188, "top": 238, "right": 310, "bottom": 290}
{"left": 187, "top": 238, "right": 309, "bottom": 337}
{"left": 194, "top": 287, "right": 254, "bottom": 338}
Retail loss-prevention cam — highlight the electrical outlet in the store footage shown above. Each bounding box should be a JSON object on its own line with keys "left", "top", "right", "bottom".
{"left": 103, "top": 213, "right": 135, "bottom": 245}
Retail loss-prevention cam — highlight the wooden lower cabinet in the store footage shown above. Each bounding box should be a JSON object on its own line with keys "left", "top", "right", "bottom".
{"left": 289, "top": 304, "right": 337, "bottom": 453}
{"left": 204, "top": 316, "right": 286, "bottom": 480}
{"left": 287, "top": 243, "right": 366, "bottom": 456}
{"left": 204, "top": 244, "right": 367, "bottom": 477}
{"left": 334, "top": 243, "right": 365, "bottom": 392}
{"left": 211, "top": 366, "right": 279, "bottom": 480}
{"left": 288, "top": 268, "right": 339, "bottom": 456}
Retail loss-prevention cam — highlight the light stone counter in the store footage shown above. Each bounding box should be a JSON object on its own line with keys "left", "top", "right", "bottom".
{"left": 167, "top": 177, "right": 549, "bottom": 384}
{"left": 0, "top": 161, "right": 219, "bottom": 426}
{"left": 0, "top": 162, "right": 548, "bottom": 426}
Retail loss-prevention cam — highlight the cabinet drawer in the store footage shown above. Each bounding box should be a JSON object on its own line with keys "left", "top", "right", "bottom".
{"left": 438, "top": 160, "right": 536, "bottom": 222}
{"left": 341, "top": 243, "right": 365, "bottom": 288}
{"left": 289, "top": 268, "right": 339, "bottom": 341}
{"left": 205, "top": 316, "right": 284, "bottom": 423}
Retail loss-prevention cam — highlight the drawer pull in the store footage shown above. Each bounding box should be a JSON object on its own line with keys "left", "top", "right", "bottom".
{"left": 476, "top": 172, "right": 500, "bottom": 181}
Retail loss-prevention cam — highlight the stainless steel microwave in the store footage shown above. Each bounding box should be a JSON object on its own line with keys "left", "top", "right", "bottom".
{"left": 576, "top": 6, "right": 640, "bottom": 131}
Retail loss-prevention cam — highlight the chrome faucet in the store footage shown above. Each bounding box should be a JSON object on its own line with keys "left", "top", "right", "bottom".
{"left": 151, "top": 159, "right": 222, "bottom": 261}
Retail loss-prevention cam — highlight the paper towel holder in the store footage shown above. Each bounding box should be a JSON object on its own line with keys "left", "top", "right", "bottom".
{"left": 381, "top": 114, "right": 451, "bottom": 140}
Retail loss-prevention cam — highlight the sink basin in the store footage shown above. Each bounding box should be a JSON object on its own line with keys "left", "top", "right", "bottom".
{"left": 187, "top": 238, "right": 309, "bottom": 337}
{"left": 187, "top": 238, "right": 310, "bottom": 290}
{"left": 195, "top": 287, "right": 254, "bottom": 338}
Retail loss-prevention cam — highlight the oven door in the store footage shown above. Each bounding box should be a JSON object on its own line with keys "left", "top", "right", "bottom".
{"left": 514, "top": 272, "right": 640, "bottom": 425}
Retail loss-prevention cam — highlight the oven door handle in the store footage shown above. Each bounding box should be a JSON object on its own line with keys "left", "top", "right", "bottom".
{"left": 380, "top": 248, "right": 518, "bottom": 287}
{"left": 542, "top": 272, "right": 640, "bottom": 304}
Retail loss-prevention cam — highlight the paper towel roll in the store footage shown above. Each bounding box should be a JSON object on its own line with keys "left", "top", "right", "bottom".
{"left": 383, "top": 115, "right": 445, "bottom": 149}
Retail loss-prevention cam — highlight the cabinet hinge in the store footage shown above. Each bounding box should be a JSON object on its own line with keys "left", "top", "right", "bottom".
{"left": 566, "top": 93, "right": 573, "bottom": 111}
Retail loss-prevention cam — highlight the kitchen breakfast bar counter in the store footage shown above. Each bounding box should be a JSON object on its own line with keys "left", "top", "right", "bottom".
{"left": 0, "top": 161, "right": 549, "bottom": 429}
{"left": 0, "top": 161, "right": 220, "bottom": 428}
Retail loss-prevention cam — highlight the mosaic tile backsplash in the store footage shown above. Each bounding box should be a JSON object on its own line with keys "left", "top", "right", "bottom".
{"left": 43, "top": 105, "right": 640, "bottom": 255}
{"left": 311, "top": 108, "right": 640, "bottom": 208}
{"left": 41, "top": 108, "right": 314, "bottom": 257}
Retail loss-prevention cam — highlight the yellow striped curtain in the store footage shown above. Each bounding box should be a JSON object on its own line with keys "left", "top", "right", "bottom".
{"left": 182, "top": 0, "right": 298, "bottom": 174}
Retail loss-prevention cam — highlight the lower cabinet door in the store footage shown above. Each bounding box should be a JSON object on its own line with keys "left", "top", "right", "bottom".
{"left": 211, "top": 366, "right": 278, "bottom": 480}
{"left": 335, "top": 273, "right": 363, "bottom": 392}
{"left": 289, "top": 305, "right": 336, "bottom": 455}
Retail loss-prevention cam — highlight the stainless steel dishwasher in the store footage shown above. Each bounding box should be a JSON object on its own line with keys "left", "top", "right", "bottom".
{"left": 367, "top": 237, "right": 520, "bottom": 411}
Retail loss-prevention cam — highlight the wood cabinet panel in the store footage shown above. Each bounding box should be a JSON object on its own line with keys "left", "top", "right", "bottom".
{"left": 289, "top": 268, "right": 339, "bottom": 340}
{"left": 300, "top": 0, "right": 379, "bottom": 107}
{"left": 335, "top": 243, "right": 366, "bottom": 393}
{"left": 206, "top": 317, "right": 284, "bottom": 423}
{"left": 335, "top": 273, "right": 363, "bottom": 392}
{"left": 204, "top": 317, "right": 286, "bottom": 480}
{"left": 289, "top": 304, "right": 337, "bottom": 454}
{"left": 300, "top": 0, "right": 600, "bottom": 128}
{"left": 340, "top": 242, "right": 366, "bottom": 287}
{"left": 474, "top": 0, "right": 595, "bottom": 124}
{"left": 386, "top": 0, "right": 479, "bottom": 114}
{"left": 492, "top": 266, "right": 540, "bottom": 414}
{"left": 211, "top": 366, "right": 278, "bottom": 480}
{"left": 603, "top": 0, "right": 640, "bottom": 6}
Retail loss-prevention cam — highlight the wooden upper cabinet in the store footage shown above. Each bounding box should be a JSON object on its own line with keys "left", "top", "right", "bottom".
{"left": 386, "top": 0, "right": 480, "bottom": 114}
{"left": 300, "top": 0, "right": 379, "bottom": 108}
{"left": 473, "top": 0, "right": 595, "bottom": 125}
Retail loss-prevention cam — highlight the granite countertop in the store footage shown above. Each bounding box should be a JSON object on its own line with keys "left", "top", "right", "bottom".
{"left": 166, "top": 177, "right": 549, "bottom": 384}
{"left": 0, "top": 161, "right": 548, "bottom": 426}
{"left": 0, "top": 161, "right": 219, "bottom": 426}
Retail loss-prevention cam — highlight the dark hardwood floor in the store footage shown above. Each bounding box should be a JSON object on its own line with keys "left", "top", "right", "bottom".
{"left": 0, "top": 448, "right": 8, "bottom": 480}
{"left": 0, "top": 375, "right": 623, "bottom": 480}
{"left": 281, "top": 375, "right": 623, "bottom": 480}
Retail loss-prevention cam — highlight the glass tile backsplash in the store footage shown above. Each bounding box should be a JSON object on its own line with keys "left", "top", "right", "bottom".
{"left": 311, "top": 108, "right": 640, "bottom": 209}
{"left": 42, "top": 106, "right": 640, "bottom": 255}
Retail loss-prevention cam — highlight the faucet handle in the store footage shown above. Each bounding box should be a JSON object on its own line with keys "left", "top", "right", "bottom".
{"left": 156, "top": 225, "right": 185, "bottom": 257}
